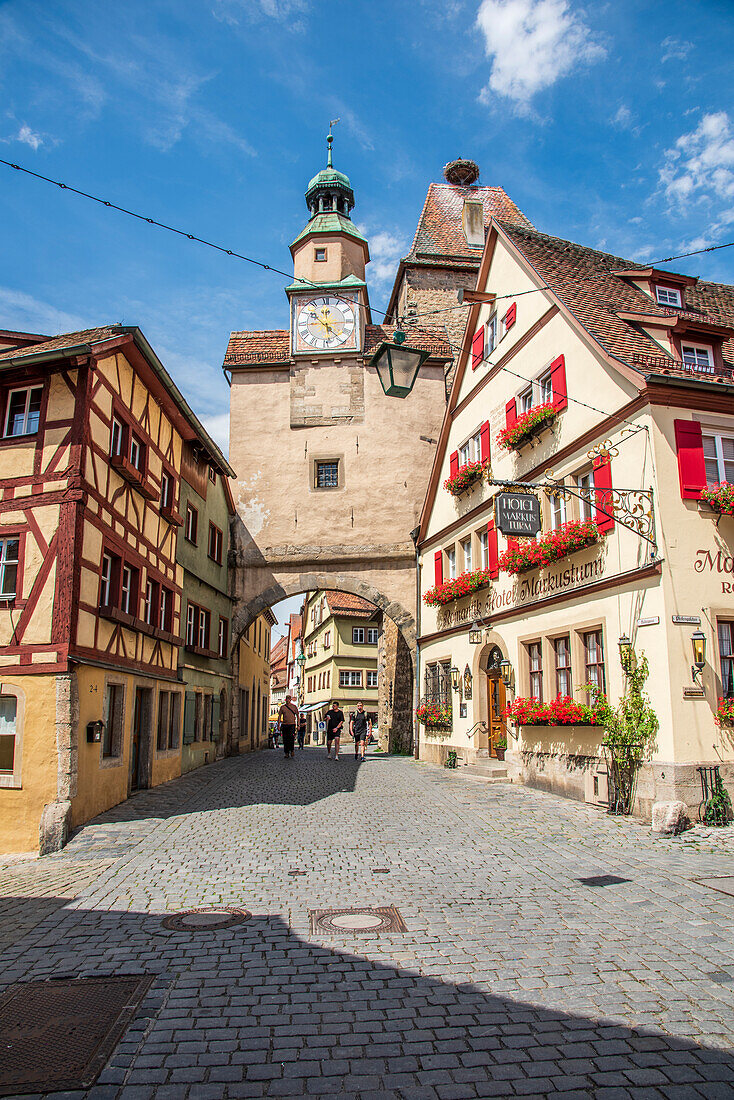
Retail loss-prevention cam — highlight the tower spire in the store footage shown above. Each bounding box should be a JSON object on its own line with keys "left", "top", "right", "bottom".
{"left": 327, "top": 117, "right": 339, "bottom": 168}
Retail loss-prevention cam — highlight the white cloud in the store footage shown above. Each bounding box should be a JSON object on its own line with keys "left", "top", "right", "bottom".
{"left": 212, "top": 0, "right": 309, "bottom": 28}
{"left": 359, "top": 228, "right": 406, "bottom": 290}
{"left": 476, "top": 0, "right": 605, "bottom": 112}
{"left": 661, "top": 36, "right": 692, "bottom": 63}
{"left": 611, "top": 105, "right": 632, "bottom": 129}
{"left": 200, "top": 412, "right": 230, "bottom": 457}
{"left": 16, "top": 125, "right": 43, "bottom": 150}
{"left": 0, "top": 287, "right": 86, "bottom": 335}
{"left": 660, "top": 111, "right": 734, "bottom": 208}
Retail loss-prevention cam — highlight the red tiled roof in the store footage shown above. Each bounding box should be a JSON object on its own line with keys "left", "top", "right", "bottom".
{"left": 0, "top": 325, "right": 127, "bottom": 362}
{"left": 224, "top": 325, "right": 452, "bottom": 366}
{"left": 499, "top": 222, "right": 734, "bottom": 379}
{"left": 324, "top": 590, "right": 378, "bottom": 619}
{"left": 406, "top": 184, "right": 533, "bottom": 267}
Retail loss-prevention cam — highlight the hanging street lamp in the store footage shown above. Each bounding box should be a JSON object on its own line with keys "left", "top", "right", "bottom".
{"left": 370, "top": 329, "right": 431, "bottom": 399}
{"left": 468, "top": 621, "right": 483, "bottom": 645}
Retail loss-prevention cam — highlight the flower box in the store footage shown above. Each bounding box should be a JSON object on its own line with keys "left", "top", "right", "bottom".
{"left": 416, "top": 701, "right": 452, "bottom": 729}
{"left": 498, "top": 519, "right": 600, "bottom": 575}
{"left": 444, "top": 458, "right": 489, "bottom": 498}
{"left": 423, "top": 567, "right": 492, "bottom": 607}
{"left": 497, "top": 403, "right": 557, "bottom": 451}
{"left": 503, "top": 695, "right": 599, "bottom": 726}
{"left": 701, "top": 483, "right": 734, "bottom": 516}
{"left": 716, "top": 697, "right": 734, "bottom": 726}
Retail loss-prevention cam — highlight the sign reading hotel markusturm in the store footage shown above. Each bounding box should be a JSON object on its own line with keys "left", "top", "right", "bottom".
{"left": 495, "top": 492, "right": 542, "bottom": 538}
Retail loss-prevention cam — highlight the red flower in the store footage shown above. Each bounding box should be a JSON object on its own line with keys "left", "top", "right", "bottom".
{"left": 701, "top": 483, "right": 734, "bottom": 516}
{"left": 444, "top": 458, "right": 489, "bottom": 497}
{"left": 416, "top": 702, "right": 452, "bottom": 728}
{"left": 716, "top": 697, "right": 734, "bottom": 725}
{"left": 497, "top": 403, "right": 557, "bottom": 451}
{"left": 423, "top": 568, "right": 492, "bottom": 607}
{"left": 498, "top": 519, "right": 601, "bottom": 575}
{"left": 503, "top": 695, "right": 597, "bottom": 726}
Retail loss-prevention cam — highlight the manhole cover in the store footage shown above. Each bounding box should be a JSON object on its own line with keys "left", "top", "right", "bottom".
{"left": 696, "top": 877, "right": 734, "bottom": 898}
{"left": 0, "top": 974, "right": 152, "bottom": 1095}
{"left": 161, "top": 906, "right": 251, "bottom": 931}
{"left": 310, "top": 906, "right": 407, "bottom": 934}
{"left": 578, "top": 874, "right": 631, "bottom": 887}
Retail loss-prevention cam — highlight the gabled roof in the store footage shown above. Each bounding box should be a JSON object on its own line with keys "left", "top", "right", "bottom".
{"left": 324, "top": 590, "right": 378, "bottom": 619}
{"left": 499, "top": 222, "right": 734, "bottom": 378}
{"left": 0, "top": 325, "right": 235, "bottom": 476}
{"left": 223, "top": 325, "right": 452, "bottom": 368}
{"left": 406, "top": 184, "right": 533, "bottom": 266}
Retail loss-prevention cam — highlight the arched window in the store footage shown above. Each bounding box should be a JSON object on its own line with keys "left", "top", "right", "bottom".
{"left": 0, "top": 685, "right": 24, "bottom": 789}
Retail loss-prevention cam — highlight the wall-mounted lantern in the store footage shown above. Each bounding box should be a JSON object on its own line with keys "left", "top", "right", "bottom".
{"left": 691, "top": 629, "right": 706, "bottom": 680}
{"left": 500, "top": 658, "right": 513, "bottom": 688}
{"left": 450, "top": 666, "right": 461, "bottom": 692}
{"left": 468, "top": 621, "right": 483, "bottom": 645}
{"left": 618, "top": 634, "right": 633, "bottom": 673}
{"left": 86, "top": 719, "right": 104, "bottom": 744}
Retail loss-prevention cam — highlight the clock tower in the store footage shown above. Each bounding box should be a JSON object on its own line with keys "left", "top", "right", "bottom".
{"left": 288, "top": 132, "right": 370, "bottom": 356}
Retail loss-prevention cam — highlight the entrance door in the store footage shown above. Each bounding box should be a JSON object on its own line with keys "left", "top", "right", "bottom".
{"left": 130, "top": 687, "right": 152, "bottom": 792}
{"left": 487, "top": 672, "right": 507, "bottom": 758}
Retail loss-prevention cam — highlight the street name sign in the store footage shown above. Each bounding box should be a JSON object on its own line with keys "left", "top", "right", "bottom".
{"left": 495, "top": 491, "right": 542, "bottom": 537}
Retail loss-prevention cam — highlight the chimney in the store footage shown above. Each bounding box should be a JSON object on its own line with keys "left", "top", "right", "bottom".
{"left": 462, "top": 199, "right": 485, "bottom": 248}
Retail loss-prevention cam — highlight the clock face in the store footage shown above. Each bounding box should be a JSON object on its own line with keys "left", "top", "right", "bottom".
{"left": 294, "top": 295, "right": 358, "bottom": 352}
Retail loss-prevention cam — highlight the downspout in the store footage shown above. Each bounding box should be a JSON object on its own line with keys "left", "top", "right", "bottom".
{"left": 410, "top": 526, "right": 421, "bottom": 760}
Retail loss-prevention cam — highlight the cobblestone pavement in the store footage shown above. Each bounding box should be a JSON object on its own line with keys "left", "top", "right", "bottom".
{"left": 2, "top": 748, "right": 734, "bottom": 1099}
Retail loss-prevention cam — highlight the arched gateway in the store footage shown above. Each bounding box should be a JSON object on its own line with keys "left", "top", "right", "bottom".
{"left": 223, "top": 138, "right": 453, "bottom": 752}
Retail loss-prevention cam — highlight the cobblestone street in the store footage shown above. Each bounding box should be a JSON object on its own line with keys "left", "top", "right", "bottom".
{"left": 2, "top": 748, "right": 734, "bottom": 1099}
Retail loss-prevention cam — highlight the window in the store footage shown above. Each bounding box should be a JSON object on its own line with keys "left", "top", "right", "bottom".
{"left": 315, "top": 461, "right": 339, "bottom": 489}
{"left": 340, "top": 670, "right": 362, "bottom": 687}
{"left": 4, "top": 386, "right": 42, "bottom": 438}
{"left": 144, "top": 578, "right": 158, "bottom": 626}
{"left": 478, "top": 529, "right": 489, "bottom": 569}
{"left": 461, "top": 537, "right": 473, "bottom": 572}
{"left": 520, "top": 369, "right": 552, "bottom": 413}
{"left": 538, "top": 369, "right": 552, "bottom": 405}
{"left": 549, "top": 491, "right": 567, "bottom": 531}
{"left": 315, "top": 247, "right": 327, "bottom": 262}
{"left": 0, "top": 537, "right": 19, "bottom": 601}
{"left": 324, "top": 630, "right": 331, "bottom": 648}
{"left": 0, "top": 695, "right": 17, "bottom": 774}
{"left": 424, "top": 661, "right": 451, "bottom": 705}
{"left": 129, "top": 434, "right": 144, "bottom": 472}
{"left": 100, "top": 551, "right": 120, "bottom": 608}
{"left": 198, "top": 608, "right": 211, "bottom": 650}
{"left": 576, "top": 469, "right": 595, "bottom": 521}
{"left": 160, "top": 471, "right": 174, "bottom": 510}
{"left": 186, "top": 604, "right": 196, "bottom": 647}
{"left": 208, "top": 523, "right": 223, "bottom": 564}
{"left": 458, "top": 431, "right": 481, "bottom": 467}
{"left": 159, "top": 587, "right": 171, "bottom": 632}
{"left": 366, "top": 670, "right": 378, "bottom": 688}
{"left": 110, "top": 416, "right": 125, "bottom": 457}
{"left": 528, "top": 642, "right": 543, "bottom": 700}
{"left": 367, "top": 627, "right": 378, "bottom": 645}
{"left": 718, "top": 621, "right": 734, "bottom": 698}
{"left": 103, "top": 684, "right": 124, "bottom": 758}
{"left": 519, "top": 386, "right": 533, "bottom": 414}
{"left": 209, "top": 466, "right": 217, "bottom": 484}
{"left": 656, "top": 285, "right": 682, "bottom": 307}
{"left": 486, "top": 313, "right": 497, "bottom": 356}
{"left": 554, "top": 636, "right": 572, "bottom": 697}
{"left": 584, "top": 631, "right": 606, "bottom": 693}
{"left": 120, "top": 564, "right": 137, "bottom": 615}
{"left": 702, "top": 433, "right": 734, "bottom": 487}
{"left": 446, "top": 546, "right": 456, "bottom": 580}
{"left": 218, "top": 617, "right": 229, "bottom": 659}
{"left": 682, "top": 343, "right": 714, "bottom": 374}
{"left": 353, "top": 627, "right": 365, "bottom": 644}
{"left": 185, "top": 503, "right": 198, "bottom": 544}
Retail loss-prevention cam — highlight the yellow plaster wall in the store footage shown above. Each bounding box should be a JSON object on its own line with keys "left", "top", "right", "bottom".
{"left": 0, "top": 675, "right": 58, "bottom": 855}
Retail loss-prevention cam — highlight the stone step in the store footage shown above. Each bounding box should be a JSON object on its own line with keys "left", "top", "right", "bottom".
{"left": 458, "top": 763, "right": 508, "bottom": 782}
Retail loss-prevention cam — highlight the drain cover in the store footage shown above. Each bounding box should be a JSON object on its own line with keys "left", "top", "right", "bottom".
{"left": 161, "top": 906, "right": 251, "bottom": 931}
{"left": 310, "top": 906, "right": 407, "bottom": 934}
{"left": 578, "top": 874, "right": 631, "bottom": 887}
{"left": 0, "top": 974, "right": 152, "bottom": 1095}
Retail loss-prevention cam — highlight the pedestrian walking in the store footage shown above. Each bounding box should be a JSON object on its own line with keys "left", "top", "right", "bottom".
{"left": 325, "top": 700, "right": 344, "bottom": 760}
{"left": 297, "top": 714, "right": 307, "bottom": 750}
{"left": 350, "top": 701, "right": 371, "bottom": 761}
{"left": 278, "top": 695, "right": 298, "bottom": 758}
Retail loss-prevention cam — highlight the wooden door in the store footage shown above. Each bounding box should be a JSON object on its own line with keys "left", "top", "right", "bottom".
{"left": 487, "top": 673, "right": 507, "bottom": 758}
{"left": 130, "top": 687, "right": 151, "bottom": 791}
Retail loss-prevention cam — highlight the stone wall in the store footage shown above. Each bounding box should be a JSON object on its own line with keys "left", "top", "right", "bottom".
{"left": 378, "top": 617, "right": 415, "bottom": 754}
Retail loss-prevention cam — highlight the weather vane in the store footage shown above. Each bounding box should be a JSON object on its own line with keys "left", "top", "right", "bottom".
{"left": 327, "top": 118, "right": 340, "bottom": 167}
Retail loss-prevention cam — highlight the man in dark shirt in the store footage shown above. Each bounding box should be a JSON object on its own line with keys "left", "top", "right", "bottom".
{"left": 277, "top": 695, "right": 298, "bottom": 758}
{"left": 350, "top": 701, "right": 371, "bottom": 761}
{"left": 325, "top": 701, "right": 344, "bottom": 760}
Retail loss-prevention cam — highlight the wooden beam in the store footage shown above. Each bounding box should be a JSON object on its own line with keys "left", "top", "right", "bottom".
{"left": 457, "top": 288, "right": 497, "bottom": 305}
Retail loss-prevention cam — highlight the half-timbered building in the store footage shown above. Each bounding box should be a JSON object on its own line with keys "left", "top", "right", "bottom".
{"left": 416, "top": 221, "right": 734, "bottom": 819}
{"left": 0, "top": 325, "right": 234, "bottom": 854}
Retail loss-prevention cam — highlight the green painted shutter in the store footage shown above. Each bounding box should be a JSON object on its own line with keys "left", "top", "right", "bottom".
{"left": 183, "top": 691, "right": 196, "bottom": 744}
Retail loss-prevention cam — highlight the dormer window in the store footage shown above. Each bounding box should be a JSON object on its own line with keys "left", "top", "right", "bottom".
{"left": 682, "top": 343, "right": 714, "bottom": 374}
{"left": 655, "top": 285, "right": 682, "bottom": 308}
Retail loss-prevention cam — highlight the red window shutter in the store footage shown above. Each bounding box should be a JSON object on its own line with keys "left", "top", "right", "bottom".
{"left": 434, "top": 550, "right": 443, "bottom": 587}
{"left": 449, "top": 450, "right": 459, "bottom": 477}
{"left": 480, "top": 420, "right": 491, "bottom": 464}
{"left": 504, "top": 303, "right": 516, "bottom": 329}
{"left": 593, "top": 455, "right": 614, "bottom": 532}
{"left": 487, "top": 520, "right": 499, "bottom": 580}
{"left": 472, "top": 329, "right": 485, "bottom": 370}
{"left": 505, "top": 398, "right": 517, "bottom": 429}
{"left": 674, "top": 419, "right": 707, "bottom": 499}
{"left": 550, "top": 354, "right": 567, "bottom": 411}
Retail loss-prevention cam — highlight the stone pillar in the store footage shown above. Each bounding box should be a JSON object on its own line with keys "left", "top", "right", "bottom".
{"left": 380, "top": 617, "right": 414, "bottom": 754}
{"left": 39, "top": 672, "right": 79, "bottom": 855}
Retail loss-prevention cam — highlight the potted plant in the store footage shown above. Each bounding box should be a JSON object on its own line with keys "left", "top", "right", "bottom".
{"left": 701, "top": 483, "right": 734, "bottom": 516}
{"left": 494, "top": 735, "right": 507, "bottom": 761}
{"left": 716, "top": 697, "right": 734, "bottom": 726}
{"left": 497, "top": 403, "right": 557, "bottom": 451}
{"left": 416, "top": 701, "right": 452, "bottom": 730}
{"left": 498, "top": 519, "right": 601, "bottom": 575}
{"left": 444, "top": 458, "right": 489, "bottom": 497}
{"left": 423, "top": 567, "right": 492, "bottom": 607}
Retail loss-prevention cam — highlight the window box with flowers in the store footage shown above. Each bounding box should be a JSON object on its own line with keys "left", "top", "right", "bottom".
{"left": 416, "top": 701, "right": 452, "bottom": 730}
{"left": 700, "top": 483, "right": 734, "bottom": 516}
{"left": 444, "top": 458, "right": 489, "bottom": 498}
{"left": 716, "top": 697, "right": 734, "bottom": 726}
{"left": 423, "top": 567, "right": 492, "bottom": 607}
{"left": 497, "top": 403, "right": 557, "bottom": 451}
{"left": 503, "top": 696, "right": 599, "bottom": 727}
{"left": 498, "top": 519, "right": 601, "bottom": 575}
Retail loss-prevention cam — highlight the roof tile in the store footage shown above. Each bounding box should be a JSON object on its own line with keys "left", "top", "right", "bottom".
{"left": 224, "top": 324, "right": 452, "bottom": 366}
{"left": 407, "top": 184, "right": 533, "bottom": 266}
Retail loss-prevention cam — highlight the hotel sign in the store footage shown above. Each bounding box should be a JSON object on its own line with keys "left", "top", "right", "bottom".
{"left": 495, "top": 492, "right": 542, "bottom": 537}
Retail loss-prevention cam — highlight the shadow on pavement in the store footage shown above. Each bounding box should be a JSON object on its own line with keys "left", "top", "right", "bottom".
{"left": 0, "top": 907, "right": 731, "bottom": 1098}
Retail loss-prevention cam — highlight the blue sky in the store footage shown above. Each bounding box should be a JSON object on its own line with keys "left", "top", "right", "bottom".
{"left": 1, "top": 0, "right": 733, "bottom": 473}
